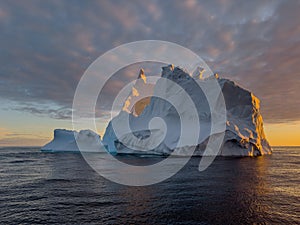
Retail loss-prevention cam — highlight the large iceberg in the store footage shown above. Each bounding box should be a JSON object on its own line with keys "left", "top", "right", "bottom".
{"left": 41, "top": 129, "right": 103, "bottom": 152}
{"left": 102, "top": 65, "right": 272, "bottom": 156}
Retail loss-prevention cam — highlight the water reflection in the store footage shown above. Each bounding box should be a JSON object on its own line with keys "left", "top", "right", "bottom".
{"left": 10, "top": 148, "right": 297, "bottom": 224}
{"left": 88, "top": 155, "right": 275, "bottom": 224}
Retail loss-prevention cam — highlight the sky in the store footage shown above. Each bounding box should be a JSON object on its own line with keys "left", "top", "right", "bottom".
{"left": 0, "top": 0, "right": 300, "bottom": 146}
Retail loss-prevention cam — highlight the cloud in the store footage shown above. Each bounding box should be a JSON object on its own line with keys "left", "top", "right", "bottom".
{"left": 0, "top": 0, "right": 299, "bottom": 123}
{"left": 13, "top": 105, "right": 72, "bottom": 120}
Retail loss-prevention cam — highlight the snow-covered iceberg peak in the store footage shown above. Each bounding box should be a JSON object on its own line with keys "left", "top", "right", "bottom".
{"left": 122, "top": 68, "right": 154, "bottom": 117}
{"left": 192, "top": 66, "right": 205, "bottom": 79}
{"left": 41, "top": 129, "right": 104, "bottom": 152}
{"left": 102, "top": 65, "right": 272, "bottom": 156}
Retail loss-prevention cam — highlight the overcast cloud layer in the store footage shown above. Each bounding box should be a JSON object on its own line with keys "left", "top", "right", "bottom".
{"left": 0, "top": 0, "right": 300, "bottom": 123}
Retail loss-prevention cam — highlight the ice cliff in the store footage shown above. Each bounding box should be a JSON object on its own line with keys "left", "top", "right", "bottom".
{"left": 102, "top": 65, "right": 272, "bottom": 156}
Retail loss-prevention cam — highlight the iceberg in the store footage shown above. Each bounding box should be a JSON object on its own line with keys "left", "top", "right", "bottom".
{"left": 43, "top": 65, "right": 272, "bottom": 157}
{"left": 41, "top": 129, "right": 104, "bottom": 152}
{"left": 102, "top": 65, "right": 272, "bottom": 156}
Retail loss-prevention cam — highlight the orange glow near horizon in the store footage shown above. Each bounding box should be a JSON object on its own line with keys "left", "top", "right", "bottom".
{"left": 1, "top": 118, "right": 300, "bottom": 147}
{"left": 264, "top": 122, "right": 300, "bottom": 146}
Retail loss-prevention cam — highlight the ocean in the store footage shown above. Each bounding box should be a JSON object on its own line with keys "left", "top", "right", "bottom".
{"left": 0, "top": 146, "right": 299, "bottom": 224}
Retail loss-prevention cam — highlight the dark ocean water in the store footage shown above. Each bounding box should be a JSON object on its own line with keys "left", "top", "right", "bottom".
{"left": 0, "top": 147, "right": 299, "bottom": 225}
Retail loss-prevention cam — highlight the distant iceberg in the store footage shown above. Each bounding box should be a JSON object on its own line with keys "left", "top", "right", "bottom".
{"left": 41, "top": 129, "right": 104, "bottom": 152}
